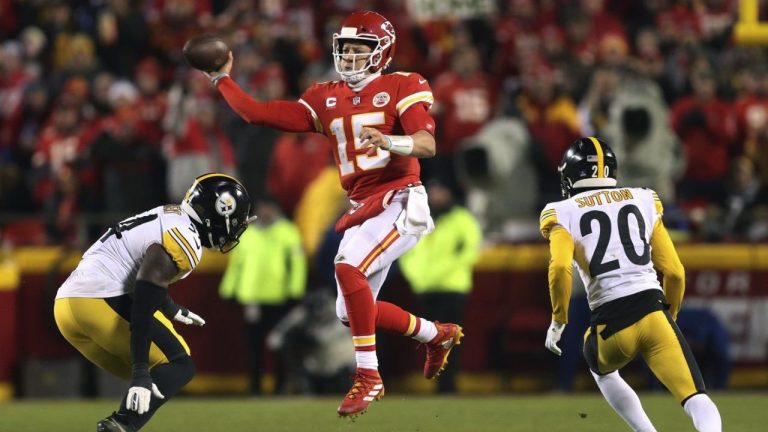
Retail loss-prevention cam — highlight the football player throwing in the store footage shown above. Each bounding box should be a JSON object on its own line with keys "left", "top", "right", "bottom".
{"left": 205, "top": 10, "right": 463, "bottom": 417}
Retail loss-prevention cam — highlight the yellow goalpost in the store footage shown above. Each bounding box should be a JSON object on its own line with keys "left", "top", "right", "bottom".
{"left": 735, "top": 0, "right": 768, "bottom": 44}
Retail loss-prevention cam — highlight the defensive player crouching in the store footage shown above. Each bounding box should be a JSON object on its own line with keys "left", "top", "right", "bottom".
{"left": 54, "top": 174, "right": 254, "bottom": 432}
{"left": 541, "top": 137, "right": 722, "bottom": 432}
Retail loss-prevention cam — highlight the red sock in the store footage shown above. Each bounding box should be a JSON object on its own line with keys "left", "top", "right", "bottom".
{"left": 335, "top": 263, "right": 376, "bottom": 352}
{"left": 375, "top": 301, "right": 421, "bottom": 336}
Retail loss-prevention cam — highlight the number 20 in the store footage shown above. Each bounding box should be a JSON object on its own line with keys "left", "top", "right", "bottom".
{"left": 580, "top": 204, "right": 650, "bottom": 276}
{"left": 330, "top": 112, "right": 389, "bottom": 176}
{"left": 591, "top": 165, "right": 610, "bottom": 178}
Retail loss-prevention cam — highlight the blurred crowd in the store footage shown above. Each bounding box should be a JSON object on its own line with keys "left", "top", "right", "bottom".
{"left": 1, "top": 0, "right": 767, "bottom": 248}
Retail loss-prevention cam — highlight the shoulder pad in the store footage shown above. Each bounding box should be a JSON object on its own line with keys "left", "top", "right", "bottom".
{"left": 161, "top": 222, "right": 202, "bottom": 277}
{"left": 394, "top": 72, "right": 433, "bottom": 116}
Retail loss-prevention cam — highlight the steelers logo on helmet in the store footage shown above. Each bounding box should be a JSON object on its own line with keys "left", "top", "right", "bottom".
{"left": 216, "top": 192, "right": 237, "bottom": 217}
{"left": 180, "top": 173, "right": 254, "bottom": 253}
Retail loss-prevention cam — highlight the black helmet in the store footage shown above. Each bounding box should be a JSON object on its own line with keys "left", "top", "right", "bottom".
{"left": 559, "top": 137, "right": 618, "bottom": 198}
{"left": 180, "top": 173, "right": 255, "bottom": 253}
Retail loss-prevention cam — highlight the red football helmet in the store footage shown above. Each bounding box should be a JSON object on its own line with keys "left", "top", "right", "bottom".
{"left": 332, "top": 11, "right": 396, "bottom": 83}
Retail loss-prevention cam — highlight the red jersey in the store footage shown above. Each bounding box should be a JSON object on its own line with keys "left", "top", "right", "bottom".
{"left": 217, "top": 72, "right": 435, "bottom": 201}
{"left": 432, "top": 71, "right": 495, "bottom": 154}
{"left": 298, "top": 72, "right": 434, "bottom": 200}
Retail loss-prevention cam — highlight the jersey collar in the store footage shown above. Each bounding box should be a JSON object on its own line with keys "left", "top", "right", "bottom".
{"left": 346, "top": 71, "right": 382, "bottom": 92}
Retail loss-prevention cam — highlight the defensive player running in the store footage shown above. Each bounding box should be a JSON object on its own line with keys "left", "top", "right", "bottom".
{"left": 54, "top": 173, "right": 254, "bottom": 432}
{"left": 201, "top": 10, "right": 463, "bottom": 417}
{"left": 540, "top": 137, "right": 722, "bottom": 432}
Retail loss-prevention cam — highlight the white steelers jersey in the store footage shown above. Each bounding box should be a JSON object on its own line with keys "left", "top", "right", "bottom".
{"left": 56, "top": 204, "right": 203, "bottom": 299}
{"left": 540, "top": 187, "right": 664, "bottom": 310}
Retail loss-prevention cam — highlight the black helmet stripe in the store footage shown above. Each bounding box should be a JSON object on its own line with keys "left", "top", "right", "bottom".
{"left": 587, "top": 136, "right": 604, "bottom": 178}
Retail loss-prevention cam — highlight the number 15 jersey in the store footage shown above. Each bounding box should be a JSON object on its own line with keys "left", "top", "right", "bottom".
{"left": 540, "top": 187, "right": 665, "bottom": 310}
{"left": 299, "top": 72, "right": 434, "bottom": 201}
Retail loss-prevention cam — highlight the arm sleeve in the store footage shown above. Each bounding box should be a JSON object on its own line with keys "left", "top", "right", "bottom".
{"left": 396, "top": 72, "right": 436, "bottom": 135}
{"left": 130, "top": 280, "right": 167, "bottom": 367}
{"left": 160, "top": 293, "right": 181, "bottom": 319}
{"left": 216, "top": 76, "right": 316, "bottom": 133}
{"left": 548, "top": 226, "right": 574, "bottom": 324}
{"left": 650, "top": 219, "right": 685, "bottom": 319}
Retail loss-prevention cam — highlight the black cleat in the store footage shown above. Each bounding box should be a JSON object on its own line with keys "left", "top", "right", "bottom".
{"left": 96, "top": 413, "right": 135, "bottom": 432}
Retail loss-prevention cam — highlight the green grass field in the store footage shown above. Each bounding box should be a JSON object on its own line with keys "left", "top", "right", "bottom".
{"left": 0, "top": 393, "right": 762, "bottom": 432}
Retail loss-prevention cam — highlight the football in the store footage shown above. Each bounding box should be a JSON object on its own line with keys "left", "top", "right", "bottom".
{"left": 182, "top": 34, "right": 230, "bottom": 72}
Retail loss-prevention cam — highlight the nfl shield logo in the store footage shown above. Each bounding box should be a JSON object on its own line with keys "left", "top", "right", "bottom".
{"left": 352, "top": 95, "right": 361, "bottom": 106}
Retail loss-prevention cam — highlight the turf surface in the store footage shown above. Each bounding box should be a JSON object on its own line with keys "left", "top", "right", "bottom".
{"left": 0, "top": 393, "right": 761, "bottom": 431}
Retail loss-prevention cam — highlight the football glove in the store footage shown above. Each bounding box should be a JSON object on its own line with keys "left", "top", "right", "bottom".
{"left": 126, "top": 366, "right": 164, "bottom": 415}
{"left": 545, "top": 320, "right": 566, "bottom": 356}
{"left": 173, "top": 307, "right": 206, "bottom": 326}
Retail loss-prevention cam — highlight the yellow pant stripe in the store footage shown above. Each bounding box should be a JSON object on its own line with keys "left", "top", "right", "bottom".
{"left": 583, "top": 310, "right": 704, "bottom": 402}
{"left": 54, "top": 297, "right": 190, "bottom": 380}
{"left": 358, "top": 228, "right": 400, "bottom": 273}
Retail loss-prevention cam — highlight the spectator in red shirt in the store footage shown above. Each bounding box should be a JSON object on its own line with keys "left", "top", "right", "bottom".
{"left": 166, "top": 97, "right": 236, "bottom": 201}
{"left": 515, "top": 60, "right": 582, "bottom": 203}
{"left": 89, "top": 107, "right": 166, "bottom": 214}
{"left": 134, "top": 57, "right": 168, "bottom": 143}
{"left": 30, "top": 97, "right": 89, "bottom": 205}
{"left": 433, "top": 46, "right": 496, "bottom": 156}
{"left": 428, "top": 46, "right": 497, "bottom": 196}
{"left": 671, "top": 62, "right": 736, "bottom": 206}
{"left": 0, "top": 41, "right": 34, "bottom": 150}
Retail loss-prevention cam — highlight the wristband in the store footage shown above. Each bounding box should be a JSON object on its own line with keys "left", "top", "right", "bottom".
{"left": 383, "top": 135, "right": 414, "bottom": 156}
{"left": 211, "top": 73, "right": 229, "bottom": 86}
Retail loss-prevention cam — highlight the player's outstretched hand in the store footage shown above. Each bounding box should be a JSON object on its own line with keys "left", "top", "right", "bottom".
{"left": 174, "top": 307, "right": 206, "bottom": 326}
{"left": 203, "top": 51, "right": 234, "bottom": 82}
{"left": 545, "top": 320, "right": 566, "bottom": 356}
{"left": 126, "top": 382, "right": 164, "bottom": 415}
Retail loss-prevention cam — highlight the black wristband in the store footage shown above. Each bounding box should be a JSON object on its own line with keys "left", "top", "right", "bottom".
{"left": 130, "top": 362, "right": 152, "bottom": 388}
{"left": 130, "top": 280, "right": 167, "bottom": 369}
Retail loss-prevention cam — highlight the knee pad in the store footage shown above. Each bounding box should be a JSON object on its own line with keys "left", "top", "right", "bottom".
{"left": 335, "top": 263, "right": 367, "bottom": 294}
